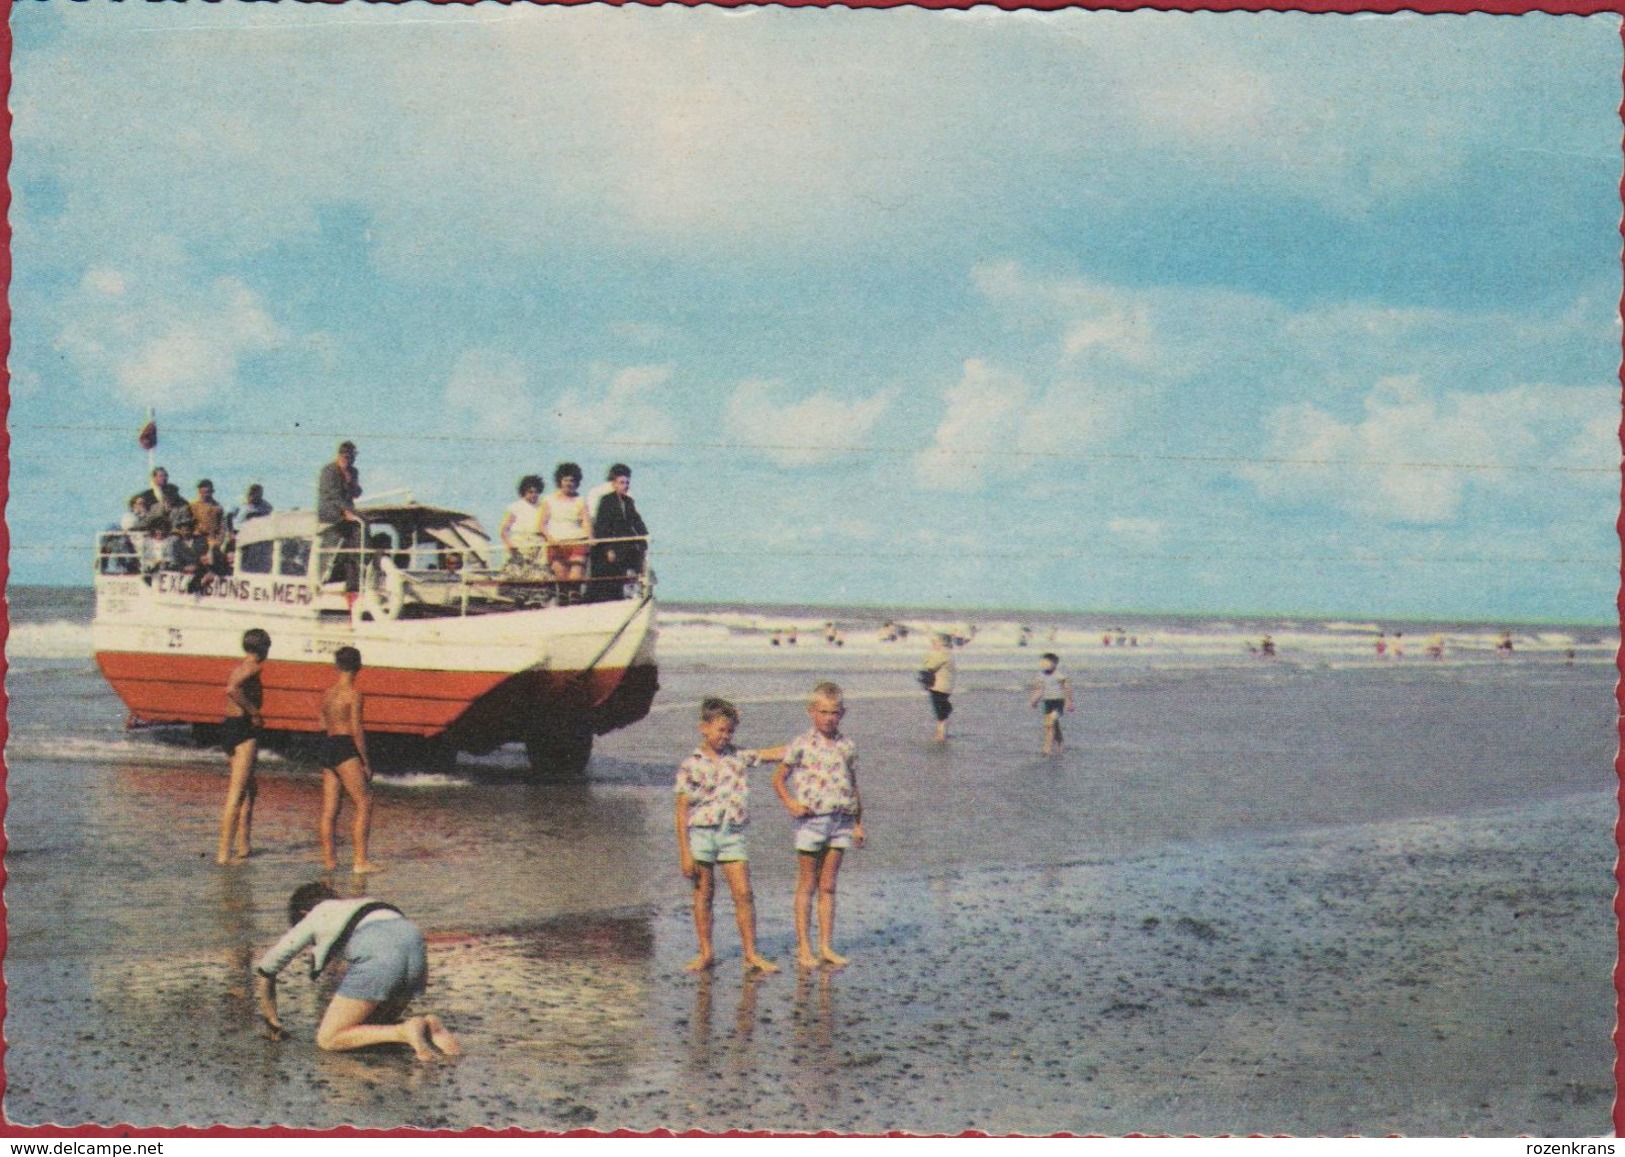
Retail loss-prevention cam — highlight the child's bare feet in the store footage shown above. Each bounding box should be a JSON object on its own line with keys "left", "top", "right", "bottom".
{"left": 425, "top": 1014, "right": 463, "bottom": 1056}
{"left": 819, "top": 948, "right": 849, "bottom": 968}
{"left": 684, "top": 954, "right": 715, "bottom": 972}
{"left": 352, "top": 861, "right": 384, "bottom": 874}
{"left": 744, "top": 954, "right": 780, "bottom": 974}
{"left": 322, "top": 856, "right": 339, "bottom": 871}
{"left": 403, "top": 1016, "right": 436, "bottom": 1061}
{"left": 797, "top": 951, "right": 822, "bottom": 970}
{"left": 216, "top": 851, "right": 232, "bottom": 866}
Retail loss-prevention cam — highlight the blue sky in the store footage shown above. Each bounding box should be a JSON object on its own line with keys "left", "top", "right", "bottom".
{"left": 10, "top": 5, "right": 1621, "bottom": 622}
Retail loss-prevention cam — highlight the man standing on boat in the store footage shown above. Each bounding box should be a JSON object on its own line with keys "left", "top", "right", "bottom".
{"left": 318, "top": 441, "right": 364, "bottom": 594}
{"left": 587, "top": 464, "right": 648, "bottom": 602}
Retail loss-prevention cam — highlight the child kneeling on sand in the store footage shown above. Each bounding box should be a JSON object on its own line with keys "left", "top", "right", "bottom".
{"left": 255, "top": 882, "right": 460, "bottom": 1060}
{"left": 774, "top": 681, "right": 865, "bottom": 969}
{"left": 674, "top": 698, "right": 787, "bottom": 973}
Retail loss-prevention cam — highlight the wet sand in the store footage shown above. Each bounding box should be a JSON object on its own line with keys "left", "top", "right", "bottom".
{"left": 3, "top": 651, "right": 1615, "bottom": 1133}
{"left": 5, "top": 791, "right": 1613, "bottom": 1134}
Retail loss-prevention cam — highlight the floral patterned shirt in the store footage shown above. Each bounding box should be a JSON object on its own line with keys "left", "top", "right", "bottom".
{"left": 780, "top": 728, "right": 860, "bottom": 816}
{"left": 674, "top": 744, "right": 763, "bottom": 828}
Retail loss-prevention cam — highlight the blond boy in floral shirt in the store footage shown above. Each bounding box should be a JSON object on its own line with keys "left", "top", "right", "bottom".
{"left": 774, "top": 681, "right": 865, "bottom": 969}
{"left": 675, "top": 697, "right": 786, "bottom": 973}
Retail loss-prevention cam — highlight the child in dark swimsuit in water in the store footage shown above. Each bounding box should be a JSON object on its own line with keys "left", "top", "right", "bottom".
{"left": 218, "top": 628, "right": 270, "bottom": 864}
{"left": 319, "top": 646, "right": 379, "bottom": 874}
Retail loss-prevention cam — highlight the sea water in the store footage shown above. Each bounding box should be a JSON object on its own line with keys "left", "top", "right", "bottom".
{"left": 3, "top": 586, "right": 1616, "bottom": 1131}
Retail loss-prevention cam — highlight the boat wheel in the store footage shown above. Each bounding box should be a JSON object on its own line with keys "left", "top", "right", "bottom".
{"left": 524, "top": 723, "right": 594, "bottom": 779}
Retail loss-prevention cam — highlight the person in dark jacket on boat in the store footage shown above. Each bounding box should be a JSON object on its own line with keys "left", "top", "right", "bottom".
{"left": 587, "top": 464, "right": 649, "bottom": 602}
{"left": 317, "top": 441, "right": 364, "bottom": 593}
{"left": 255, "top": 881, "right": 461, "bottom": 1060}
{"left": 130, "top": 466, "right": 188, "bottom": 532}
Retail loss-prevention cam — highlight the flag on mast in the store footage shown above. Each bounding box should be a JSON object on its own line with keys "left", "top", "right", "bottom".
{"left": 137, "top": 409, "right": 158, "bottom": 451}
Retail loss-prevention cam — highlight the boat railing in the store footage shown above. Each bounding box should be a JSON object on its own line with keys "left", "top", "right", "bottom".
{"left": 348, "top": 533, "right": 654, "bottom": 616}
{"left": 94, "top": 530, "right": 146, "bottom": 576}
{"left": 95, "top": 527, "right": 653, "bottom": 614}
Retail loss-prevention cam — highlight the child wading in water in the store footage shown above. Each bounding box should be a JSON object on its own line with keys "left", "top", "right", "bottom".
{"left": 217, "top": 628, "right": 270, "bottom": 864}
{"left": 319, "top": 646, "right": 380, "bottom": 874}
{"left": 774, "top": 682, "right": 865, "bottom": 969}
{"left": 674, "top": 698, "right": 786, "bottom": 973}
{"left": 1029, "top": 652, "right": 1074, "bottom": 755}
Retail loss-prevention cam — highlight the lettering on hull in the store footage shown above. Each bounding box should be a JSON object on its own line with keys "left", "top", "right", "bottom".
{"left": 147, "top": 572, "right": 314, "bottom": 606}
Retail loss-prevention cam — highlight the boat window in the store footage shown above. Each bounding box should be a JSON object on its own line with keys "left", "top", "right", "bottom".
{"left": 278, "top": 538, "right": 311, "bottom": 577}
{"left": 239, "top": 540, "right": 273, "bottom": 575}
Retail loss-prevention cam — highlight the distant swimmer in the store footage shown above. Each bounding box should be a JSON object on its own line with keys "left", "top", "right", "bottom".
{"left": 921, "top": 632, "right": 956, "bottom": 742}
{"left": 674, "top": 698, "right": 787, "bottom": 974}
{"left": 1029, "top": 652, "right": 1074, "bottom": 756}
{"left": 1425, "top": 634, "right": 1445, "bottom": 660}
{"left": 1375, "top": 632, "right": 1387, "bottom": 658}
{"left": 1259, "top": 635, "right": 1276, "bottom": 659}
{"left": 319, "top": 646, "right": 379, "bottom": 875}
{"left": 255, "top": 882, "right": 461, "bottom": 1061}
{"left": 1496, "top": 630, "right": 1515, "bottom": 656}
{"left": 1393, "top": 632, "right": 1405, "bottom": 659}
{"left": 774, "top": 682, "right": 864, "bottom": 969}
{"left": 217, "top": 629, "right": 270, "bottom": 864}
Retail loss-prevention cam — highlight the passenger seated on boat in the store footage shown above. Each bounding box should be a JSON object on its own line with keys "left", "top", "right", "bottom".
{"left": 229, "top": 483, "right": 273, "bottom": 534}
{"left": 354, "top": 534, "right": 409, "bottom": 624}
{"left": 540, "top": 462, "right": 592, "bottom": 603}
{"left": 140, "top": 523, "right": 180, "bottom": 579}
{"left": 100, "top": 509, "right": 142, "bottom": 576}
{"left": 172, "top": 509, "right": 225, "bottom": 591}
{"left": 121, "top": 492, "right": 166, "bottom": 536}
{"left": 190, "top": 479, "right": 226, "bottom": 545}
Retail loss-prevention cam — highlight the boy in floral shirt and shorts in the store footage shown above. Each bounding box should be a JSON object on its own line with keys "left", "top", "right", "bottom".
{"left": 675, "top": 697, "right": 786, "bottom": 973}
{"left": 774, "top": 681, "right": 865, "bottom": 969}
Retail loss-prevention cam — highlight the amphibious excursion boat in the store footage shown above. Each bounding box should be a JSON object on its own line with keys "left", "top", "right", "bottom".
{"left": 92, "top": 497, "right": 658, "bottom": 775}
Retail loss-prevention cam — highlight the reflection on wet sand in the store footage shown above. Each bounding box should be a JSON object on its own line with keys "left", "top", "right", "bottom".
{"left": 789, "top": 968, "right": 838, "bottom": 1120}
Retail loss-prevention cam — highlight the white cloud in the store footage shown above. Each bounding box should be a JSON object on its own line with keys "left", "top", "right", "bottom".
{"left": 1240, "top": 378, "right": 1614, "bottom": 524}
{"left": 551, "top": 363, "right": 682, "bottom": 455}
{"left": 22, "top": 5, "right": 1602, "bottom": 281}
{"left": 973, "top": 261, "right": 1174, "bottom": 377}
{"left": 915, "top": 361, "right": 1129, "bottom": 491}
{"left": 724, "top": 379, "right": 891, "bottom": 468}
{"left": 54, "top": 263, "right": 286, "bottom": 411}
{"left": 914, "top": 360, "right": 1030, "bottom": 492}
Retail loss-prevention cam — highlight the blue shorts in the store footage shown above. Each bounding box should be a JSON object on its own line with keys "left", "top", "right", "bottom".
{"left": 337, "top": 917, "right": 427, "bottom": 1005}
{"left": 688, "top": 823, "right": 748, "bottom": 864}
{"left": 795, "top": 812, "right": 857, "bottom": 854}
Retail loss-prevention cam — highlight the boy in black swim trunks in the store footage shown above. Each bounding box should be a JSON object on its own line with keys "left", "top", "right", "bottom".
{"left": 319, "top": 646, "right": 379, "bottom": 874}
{"left": 217, "top": 628, "right": 270, "bottom": 864}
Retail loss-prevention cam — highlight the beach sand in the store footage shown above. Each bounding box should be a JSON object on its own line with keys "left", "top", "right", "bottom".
{"left": 5, "top": 790, "right": 1612, "bottom": 1135}
{"left": 4, "top": 618, "right": 1615, "bottom": 1134}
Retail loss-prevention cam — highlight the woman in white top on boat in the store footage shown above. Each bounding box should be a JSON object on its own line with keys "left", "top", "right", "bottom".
{"left": 538, "top": 462, "right": 593, "bottom": 601}
{"left": 498, "top": 473, "right": 546, "bottom": 577}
